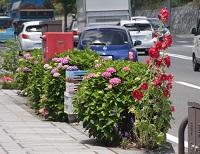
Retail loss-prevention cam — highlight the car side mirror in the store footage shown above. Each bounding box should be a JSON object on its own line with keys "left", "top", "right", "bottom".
{"left": 191, "top": 28, "right": 196, "bottom": 35}
{"left": 134, "top": 40, "right": 142, "bottom": 46}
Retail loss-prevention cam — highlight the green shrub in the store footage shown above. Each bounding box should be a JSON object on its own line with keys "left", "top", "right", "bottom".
{"left": 39, "top": 48, "right": 102, "bottom": 121}
{"left": 72, "top": 59, "right": 149, "bottom": 145}
{"left": 0, "top": 39, "right": 19, "bottom": 74}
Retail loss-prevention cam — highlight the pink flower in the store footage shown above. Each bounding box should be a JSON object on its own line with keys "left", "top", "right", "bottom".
{"left": 39, "top": 109, "right": 44, "bottom": 114}
{"left": 122, "top": 66, "right": 131, "bottom": 71}
{"left": 53, "top": 72, "right": 60, "bottom": 77}
{"left": 43, "top": 110, "right": 49, "bottom": 116}
{"left": 94, "top": 63, "right": 101, "bottom": 68}
{"left": 23, "top": 53, "right": 31, "bottom": 59}
{"left": 23, "top": 67, "right": 29, "bottom": 72}
{"left": 106, "top": 67, "right": 116, "bottom": 73}
{"left": 87, "top": 73, "right": 96, "bottom": 78}
{"left": 34, "top": 60, "right": 39, "bottom": 65}
{"left": 57, "top": 63, "right": 63, "bottom": 69}
{"left": 16, "top": 67, "right": 21, "bottom": 72}
{"left": 102, "top": 72, "right": 111, "bottom": 78}
{"left": 51, "top": 68, "right": 57, "bottom": 74}
{"left": 109, "top": 78, "right": 121, "bottom": 85}
{"left": 39, "top": 109, "right": 49, "bottom": 116}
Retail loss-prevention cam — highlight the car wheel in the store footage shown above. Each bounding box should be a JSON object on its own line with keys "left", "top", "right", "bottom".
{"left": 193, "top": 54, "right": 200, "bottom": 71}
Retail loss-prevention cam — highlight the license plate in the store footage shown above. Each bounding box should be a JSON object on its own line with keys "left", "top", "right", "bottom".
{"left": 101, "top": 55, "right": 113, "bottom": 60}
{"left": 0, "top": 29, "right": 6, "bottom": 32}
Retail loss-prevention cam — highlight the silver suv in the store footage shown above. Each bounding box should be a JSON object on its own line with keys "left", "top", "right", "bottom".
{"left": 191, "top": 25, "right": 200, "bottom": 71}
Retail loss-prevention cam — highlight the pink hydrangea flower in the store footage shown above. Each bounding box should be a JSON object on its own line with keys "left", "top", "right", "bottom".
{"left": 109, "top": 78, "right": 121, "bottom": 85}
{"left": 53, "top": 72, "right": 60, "bottom": 77}
{"left": 87, "top": 73, "right": 96, "bottom": 78}
{"left": 23, "top": 67, "right": 29, "bottom": 72}
{"left": 57, "top": 63, "right": 63, "bottom": 69}
{"left": 34, "top": 60, "right": 39, "bottom": 65}
{"left": 43, "top": 110, "right": 49, "bottom": 116}
{"left": 51, "top": 68, "right": 57, "bottom": 74}
{"left": 94, "top": 63, "right": 101, "bottom": 68}
{"left": 16, "top": 67, "right": 21, "bottom": 72}
{"left": 106, "top": 67, "right": 116, "bottom": 73}
{"left": 102, "top": 72, "right": 111, "bottom": 78}
{"left": 122, "top": 66, "right": 131, "bottom": 71}
{"left": 62, "top": 56, "right": 70, "bottom": 64}
{"left": 23, "top": 53, "right": 30, "bottom": 59}
{"left": 39, "top": 109, "right": 49, "bottom": 116}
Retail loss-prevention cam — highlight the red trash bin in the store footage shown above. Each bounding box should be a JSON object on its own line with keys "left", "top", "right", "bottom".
{"left": 41, "top": 32, "right": 74, "bottom": 63}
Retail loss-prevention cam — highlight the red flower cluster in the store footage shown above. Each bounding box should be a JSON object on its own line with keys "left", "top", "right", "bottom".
{"left": 132, "top": 82, "right": 149, "bottom": 100}
{"left": 132, "top": 8, "right": 174, "bottom": 106}
{"left": 158, "top": 8, "right": 169, "bottom": 23}
{"left": 3, "top": 76, "right": 13, "bottom": 82}
{"left": 132, "top": 90, "right": 143, "bottom": 100}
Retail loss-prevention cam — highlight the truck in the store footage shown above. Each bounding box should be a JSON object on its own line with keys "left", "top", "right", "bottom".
{"left": 0, "top": 3, "right": 15, "bottom": 42}
{"left": 76, "top": 0, "right": 132, "bottom": 32}
{"left": 8, "top": 0, "right": 55, "bottom": 35}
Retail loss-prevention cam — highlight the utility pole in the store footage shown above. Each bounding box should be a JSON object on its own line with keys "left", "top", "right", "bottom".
{"left": 167, "top": 0, "right": 171, "bottom": 28}
{"left": 131, "top": 0, "right": 135, "bottom": 16}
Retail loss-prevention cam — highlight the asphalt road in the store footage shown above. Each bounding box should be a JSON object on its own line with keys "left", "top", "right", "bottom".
{"left": 138, "top": 34, "right": 197, "bottom": 146}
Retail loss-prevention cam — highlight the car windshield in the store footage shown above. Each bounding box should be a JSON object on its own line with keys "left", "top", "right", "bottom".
{"left": 0, "top": 18, "right": 12, "bottom": 28}
{"left": 26, "top": 25, "right": 42, "bottom": 32}
{"left": 123, "top": 23, "right": 151, "bottom": 31}
{"left": 82, "top": 29, "right": 128, "bottom": 46}
{"left": 147, "top": 18, "right": 166, "bottom": 30}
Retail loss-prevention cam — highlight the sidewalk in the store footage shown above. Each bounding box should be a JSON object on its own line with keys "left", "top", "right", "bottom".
{"left": 0, "top": 89, "right": 178, "bottom": 154}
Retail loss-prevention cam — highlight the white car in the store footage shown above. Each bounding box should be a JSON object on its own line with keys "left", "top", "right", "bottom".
{"left": 118, "top": 19, "right": 156, "bottom": 54}
{"left": 191, "top": 26, "right": 200, "bottom": 71}
{"left": 131, "top": 16, "right": 171, "bottom": 36}
{"left": 18, "top": 21, "right": 42, "bottom": 52}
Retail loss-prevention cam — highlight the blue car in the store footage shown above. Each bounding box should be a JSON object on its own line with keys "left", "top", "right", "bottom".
{"left": 77, "top": 25, "right": 141, "bottom": 62}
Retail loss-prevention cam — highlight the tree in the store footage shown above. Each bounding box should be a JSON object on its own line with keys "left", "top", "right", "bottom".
{"left": 53, "top": 0, "right": 76, "bottom": 31}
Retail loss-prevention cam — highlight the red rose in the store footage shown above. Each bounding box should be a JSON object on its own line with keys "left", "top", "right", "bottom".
{"left": 132, "top": 90, "right": 143, "bottom": 100}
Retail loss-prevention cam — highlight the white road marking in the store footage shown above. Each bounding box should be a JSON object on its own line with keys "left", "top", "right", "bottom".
{"left": 176, "top": 41, "right": 190, "bottom": 43}
{"left": 164, "top": 53, "right": 192, "bottom": 60}
{"left": 182, "top": 45, "right": 193, "bottom": 48}
{"left": 166, "top": 133, "right": 188, "bottom": 148}
{"left": 166, "top": 80, "right": 200, "bottom": 148}
{"left": 175, "top": 81, "right": 200, "bottom": 90}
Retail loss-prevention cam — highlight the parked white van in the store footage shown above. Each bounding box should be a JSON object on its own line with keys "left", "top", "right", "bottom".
{"left": 191, "top": 26, "right": 200, "bottom": 71}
